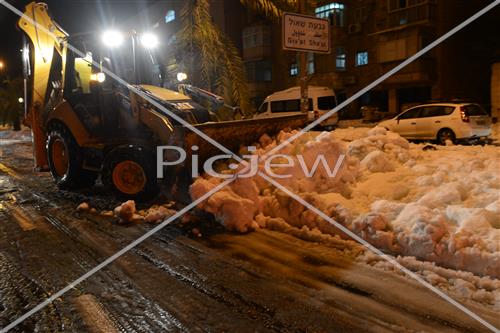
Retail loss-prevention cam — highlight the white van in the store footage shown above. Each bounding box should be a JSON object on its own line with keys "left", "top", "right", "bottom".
{"left": 255, "top": 86, "right": 339, "bottom": 128}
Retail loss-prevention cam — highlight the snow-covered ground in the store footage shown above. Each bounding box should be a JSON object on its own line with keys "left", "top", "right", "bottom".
{"left": 0, "top": 127, "right": 32, "bottom": 145}
{"left": 190, "top": 127, "right": 499, "bottom": 281}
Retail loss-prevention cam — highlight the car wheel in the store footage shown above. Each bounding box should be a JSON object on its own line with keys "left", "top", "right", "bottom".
{"left": 437, "top": 128, "right": 456, "bottom": 145}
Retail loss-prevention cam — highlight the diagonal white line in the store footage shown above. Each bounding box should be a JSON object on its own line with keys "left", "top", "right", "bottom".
{"left": 0, "top": 175, "right": 239, "bottom": 333}
{"left": 262, "top": 0, "right": 500, "bottom": 159}
{"left": 258, "top": 172, "right": 500, "bottom": 333}
{"left": 1, "top": 0, "right": 498, "bottom": 332}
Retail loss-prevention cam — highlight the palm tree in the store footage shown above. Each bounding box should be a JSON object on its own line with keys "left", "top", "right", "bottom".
{"left": 239, "top": 0, "right": 298, "bottom": 17}
{"left": 172, "top": 0, "right": 297, "bottom": 116}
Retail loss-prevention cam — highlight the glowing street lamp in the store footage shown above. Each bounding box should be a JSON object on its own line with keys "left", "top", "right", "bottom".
{"left": 18, "top": 97, "right": 24, "bottom": 103}
{"left": 0, "top": 61, "right": 5, "bottom": 70}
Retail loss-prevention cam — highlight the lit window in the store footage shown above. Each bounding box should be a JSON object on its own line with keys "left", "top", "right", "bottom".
{"left": 336, "top": 47, "right": 346, "bottom": 70}
{"left": 165, "top": 10, "right": 175, "bottom": 23}
{"left": 315, "top": 2, "right": 345, "bottom": 27}
{"left": 355, "top": 51, "right": 368, "bottom": 66}
{"left": 291, "top": 54, "right": 314, "bottom": 76}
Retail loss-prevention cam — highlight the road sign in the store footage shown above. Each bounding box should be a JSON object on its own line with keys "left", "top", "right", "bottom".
{"left": 282, "top": 12, "right": 330, "bottom": 54}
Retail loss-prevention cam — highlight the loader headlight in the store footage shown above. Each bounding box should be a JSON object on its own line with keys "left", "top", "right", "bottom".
{"left": 102, "top": 30, "right": 124, "bottom": 47}
{"left": 90, "top": 72, "right": 106, "bottom": 83}
{"left": 177, "top": 72, "right": 187, "bottom": 82}
{"left": 141, "top": 32, "right": 159, "bottom": 49}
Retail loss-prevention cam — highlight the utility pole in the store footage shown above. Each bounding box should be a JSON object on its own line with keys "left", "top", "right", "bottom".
{"left": 298, "top": 0, "right": 308, "bottom": 114}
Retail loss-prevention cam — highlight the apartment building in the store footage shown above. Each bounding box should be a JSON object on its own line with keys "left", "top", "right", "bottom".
{"left": 243, "top": 0, "right": 499, "bottom": 117}
{"left": 126, "top": 1, "right": 500, "bottom": 117}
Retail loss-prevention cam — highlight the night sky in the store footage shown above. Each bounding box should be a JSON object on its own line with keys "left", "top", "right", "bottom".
{"left": 0, "top": 0, "right": 154, "bottom": 76}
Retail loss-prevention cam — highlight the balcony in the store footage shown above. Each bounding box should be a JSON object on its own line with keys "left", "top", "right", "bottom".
{"left": 382, "top": 58, "right": 436, "bottom": 85}
{"left": 387, "top": 1, "right": 436, "bottom": 28}
{"left": 375, "top": 1, "right": 437, "bottom": 32}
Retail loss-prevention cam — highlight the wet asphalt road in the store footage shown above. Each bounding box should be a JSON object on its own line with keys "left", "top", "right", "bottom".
{"left": 0, "top": 139, "right": 498, "bottom": 333}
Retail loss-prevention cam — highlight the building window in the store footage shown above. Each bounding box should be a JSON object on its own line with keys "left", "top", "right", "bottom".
{"left": 336, "top": 47, "right": 346, "bottom": 70}
{"left": 307, "top": 53, "right": 315, "bottom": 74}
{"left": 315, "top": 2, "right": 345, "bottom": 27}
{"left": 355, "top": 51, "right": 368, "bottom": 66}
{"left": 354, "top": 7, "right": 368, "bottom": 24}
{"left": 290, "top": 54, "right": 314, "bottom": 76}
{"left": 246, "top": 60, "right": 272, "bottom": 82}
{"left": 242, "top": 25, "right": 271, "bottom": 49}
{"left": 165, "top": 10, "right": 175, "bottom": 23}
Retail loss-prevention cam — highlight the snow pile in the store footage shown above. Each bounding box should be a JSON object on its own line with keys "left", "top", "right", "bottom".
{"left": 76, "top": 201, "right": 176, "bottom": 224}
{"left": 114, "top": 200, "right": 138, "bottom": 222}
{"left": 491, "top": 122, "right": 500, "bottom": 142}
{"left": 329, "top": 126, "right": 369, "bottom": 142}
{"left": 191, "top": 178, "right": 259, "bottom": 232}
{"left": 76, "top": 202, "right": 90, "bottom": 212}
{"left": 112, "top": 201, "right": 176, "bottom": 224}
{"left": 190, "top": 127, "right": 500, "bottom": 278}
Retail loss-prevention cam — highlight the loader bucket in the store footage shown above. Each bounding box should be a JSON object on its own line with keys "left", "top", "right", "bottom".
{"left": 171, "top": 114, "right": 307, "bottom": 165}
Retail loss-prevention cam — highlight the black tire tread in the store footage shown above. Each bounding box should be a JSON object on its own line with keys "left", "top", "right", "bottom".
{"left": 46, "top": 122, "right": 97, "bottom": 189}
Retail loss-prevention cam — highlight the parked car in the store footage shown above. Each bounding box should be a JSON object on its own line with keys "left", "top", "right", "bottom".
{"left": 255, "top": 86, "right": 339, "bottom": 129}
{"left": 378, "top": 103, "right": 492, "bottom": 144}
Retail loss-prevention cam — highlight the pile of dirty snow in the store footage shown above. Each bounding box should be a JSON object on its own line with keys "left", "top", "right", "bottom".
{"left": 77, "top": 201, "right": 176, "bottom": 224}
{"left": 190, "top": 127, "right": 500, "bottom": 278}
{"left": 491, "top": 122, "right": 500, "bottom": 143}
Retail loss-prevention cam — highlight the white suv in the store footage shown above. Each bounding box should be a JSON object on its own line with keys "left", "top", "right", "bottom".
{"left": 378, "top": 103, "right": 491, "bottom": 144}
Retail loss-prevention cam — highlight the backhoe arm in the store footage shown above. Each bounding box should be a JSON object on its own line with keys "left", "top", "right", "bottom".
{"left": 18, "top": 1, "right": 68, "bottom": 170}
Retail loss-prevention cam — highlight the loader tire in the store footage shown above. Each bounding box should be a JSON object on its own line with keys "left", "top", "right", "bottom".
{"left": 46, "top": 124, "right": 97, "bottom": 190}
{"left": 102, "top": 147, "right": 159, "bottom": 201}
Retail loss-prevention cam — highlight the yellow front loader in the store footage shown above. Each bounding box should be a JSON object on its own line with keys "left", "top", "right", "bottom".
{"left": 18, "top": 2, "right": 306, "bottom": 200}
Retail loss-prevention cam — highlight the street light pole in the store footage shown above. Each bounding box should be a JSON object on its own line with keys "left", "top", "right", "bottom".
{"left": 298, "top": 0, "right": 308, "bottom": 114}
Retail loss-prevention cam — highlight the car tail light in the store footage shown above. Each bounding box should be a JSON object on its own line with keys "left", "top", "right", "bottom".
{"left": 460, "top": 107, "right": 469, "bottom": 122}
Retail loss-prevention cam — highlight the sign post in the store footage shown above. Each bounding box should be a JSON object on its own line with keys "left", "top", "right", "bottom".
{"left": 282, "top": 9, "right": 330, "bottom": 114}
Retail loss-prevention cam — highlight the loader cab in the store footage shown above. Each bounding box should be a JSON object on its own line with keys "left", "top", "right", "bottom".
{"left": 62, "top": 37, "right": 118, "bottom": 135}
{"left": 61, "top": 32, "right": 164, "bottom": 134}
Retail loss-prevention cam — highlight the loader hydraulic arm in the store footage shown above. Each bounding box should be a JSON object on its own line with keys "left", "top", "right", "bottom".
{"left": 18, "top": 1, "right": 68, "bottom": 170}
